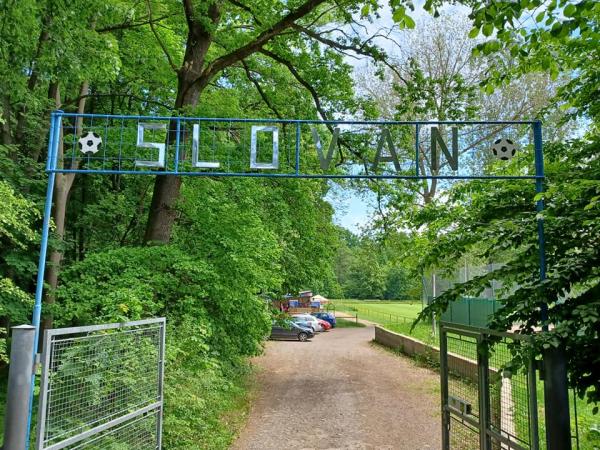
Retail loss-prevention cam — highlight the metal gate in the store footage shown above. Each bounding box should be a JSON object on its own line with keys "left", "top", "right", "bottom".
{"left": 36, "top": 318, "right": 165, "bottom": 450}
{"left": 440, "top": 322, "right": 540, "bottom": 450}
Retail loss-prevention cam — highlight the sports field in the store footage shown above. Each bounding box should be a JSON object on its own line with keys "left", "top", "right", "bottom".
{"left": 329, "top": 299, "right": 424, "bottom": 324}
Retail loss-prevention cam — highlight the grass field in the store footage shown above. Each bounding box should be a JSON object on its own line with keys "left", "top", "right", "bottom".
{"left": 329, "top": 299, "right": 424, "bottom": 325}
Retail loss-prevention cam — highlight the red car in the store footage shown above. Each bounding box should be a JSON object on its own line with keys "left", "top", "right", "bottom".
{"left": 317, "top": 319, "right": 332, "bottom": 331}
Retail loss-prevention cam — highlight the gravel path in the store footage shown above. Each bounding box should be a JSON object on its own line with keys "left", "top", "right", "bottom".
{"left": 231, "top": 324, "right": 441, "bottom": 450}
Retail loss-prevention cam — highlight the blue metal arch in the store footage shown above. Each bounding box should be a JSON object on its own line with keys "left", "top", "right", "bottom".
{"left": 25, "top": 111, "right": 547, "bottom": 448}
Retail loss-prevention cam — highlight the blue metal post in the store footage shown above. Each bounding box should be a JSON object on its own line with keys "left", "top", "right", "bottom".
{"left": 533, "top": 121, "right": 548, "bottom": 326}
{"left": 534, "top": 120, "right": 572, "bottom": 450}
{"left": 26, "top": 111, "right": 61, "bottom": 448}
{"left": 295, "top": 123, "right": 301, "bottom": 175}
{"left": 415, "top": 124, "right": 420, "bottom": 177}
{"left": 174, "top": 118, "right": 181, "bottom": 172}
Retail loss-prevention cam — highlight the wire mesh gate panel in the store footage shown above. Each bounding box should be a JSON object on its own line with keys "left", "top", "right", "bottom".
{"left": 440, "top": 322, "right": 540, "bottom": 450}
{"left": 36, "top": 318, "right": 165, "bottom": 450}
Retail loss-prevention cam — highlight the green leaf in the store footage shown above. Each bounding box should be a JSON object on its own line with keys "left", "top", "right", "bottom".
{"left": 482, "top": 23, "right": 494, "bottom": 37}
{"left": 469, "top": 27, "right": 480, "bottom": 38}
{"left": 392, "top": 6, "right": 406, "bottom": 22}
{"left": 563, "top": 3, "right": 576, "bottom": 17}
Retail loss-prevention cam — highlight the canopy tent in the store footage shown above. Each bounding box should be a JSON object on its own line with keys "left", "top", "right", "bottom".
{"left": 312, "top": 295, "right": 329, "bottom": 303}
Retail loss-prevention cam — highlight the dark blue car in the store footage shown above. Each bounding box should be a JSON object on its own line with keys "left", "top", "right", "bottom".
{"left": 312, "top": 312, "right": 336, "bottom": 328}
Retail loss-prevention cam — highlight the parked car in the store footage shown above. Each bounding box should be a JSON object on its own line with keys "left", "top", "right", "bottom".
{"left": 291, "top": 317, "right": 320, "bottom": 333}
{"left": 270, "top": 321, "right": 314, "bottom": 342}
{"left": 292, "top": 314, "right": 323, "bottom": 332}
{"left": 312, "top": 312, "right": 336, "bottom": 328}
{"left": 317, "top": 318, "right": 332, "bottom": 331}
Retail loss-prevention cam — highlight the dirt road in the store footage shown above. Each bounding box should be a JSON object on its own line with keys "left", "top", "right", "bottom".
{"left": 232, "top": 324, "right": 441, "bottom": 450}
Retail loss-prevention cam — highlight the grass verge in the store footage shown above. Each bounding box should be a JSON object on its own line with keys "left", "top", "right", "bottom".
{"left": 336, "top": 318, "right": 366, "bottom": 328}
{"left": 163, "top": 360, "right": 257, "bottom": 449}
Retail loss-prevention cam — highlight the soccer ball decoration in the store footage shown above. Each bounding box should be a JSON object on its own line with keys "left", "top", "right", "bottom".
{"left": 78, "top": 131, "right": 102, "bottom": 154}
{"left": 491, "top": 138, "right": 517, "bottom": 161}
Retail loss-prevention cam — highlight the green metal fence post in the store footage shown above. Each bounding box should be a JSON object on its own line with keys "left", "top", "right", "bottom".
{"left": 528, "top": 358, "right": 540, "bottom": 450}
{"left": 439, "top": 325, "right": 450, "bottom": 450}
{"left": 468, "top": 299, "right": 472, "bottom": 326}
{"left": 477, "top": 334, "right": 491, "bottom": 450}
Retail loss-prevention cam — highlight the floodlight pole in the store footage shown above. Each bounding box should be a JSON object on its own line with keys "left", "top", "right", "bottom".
{"left": 534, "top": 121, "right": 571, "bottom": 450}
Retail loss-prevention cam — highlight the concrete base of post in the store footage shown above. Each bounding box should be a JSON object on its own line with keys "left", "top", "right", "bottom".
{"left": 2, "top": 325, "right": 35, "bottom": 450}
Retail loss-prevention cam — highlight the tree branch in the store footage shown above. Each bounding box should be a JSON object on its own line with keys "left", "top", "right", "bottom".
{"left": 146, "top": 0, "right": 178, "bottom": 72}
{"left": 258, "top": 48, "right": 369, "bottom": 167}
{"left": 241, "top": 60, "right": 283, "bottom": 119}
{"left": 182, "top": 0, "right": 195, "bottom": 28}
{"left": 227, "top": 0, "right": 263, "bottom": 25}
{"left": 259, "top": 48, "right": 353, "bottom": 165}
{"left": 200, "top": 0, "right": 327, "bottom": 82}
{"left": 259, "top": 48, "right": 328, "bottom": 120}
{"left": 64, "top": 92, "right": 173, "bottom": 111}
{"left": 291, "top": 24, "right": 409, "bottom": 84}
{"left": 97, "top": 13, "right": 175, "bottom": 33}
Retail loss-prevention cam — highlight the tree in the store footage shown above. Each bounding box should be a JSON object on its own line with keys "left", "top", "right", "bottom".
{"left": 380, "top": 0, "right": 600, "bottom": 407}
{"left": 0, "top": 0, "right": 137, "bottom": 333}
{"left": 466, "top": 0, "right": 599, "bottom": 122}
{"left": 416, "top": 136, "right": 600, "bottom": 406}
{"left": 354, "top": 10, "right": 564, "bottom": 234}
{"left": 0, "top": 179, "right": 37, "bottom": 364}
{"left": 333, "top": 228, "right": 421, "bottom": 300}
{"left": 140, "top": 0, "right": 400, "bottom": 242}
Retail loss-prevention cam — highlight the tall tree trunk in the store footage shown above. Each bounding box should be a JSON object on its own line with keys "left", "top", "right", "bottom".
{"left": 143, "top": 1, "right": 221, "bottom": 243}
{"left": 144, "top": 175, "right": 183, "bottom": 243}
{"left": 143, "top": 0, "right": 322, "bottom": 242}
{"left": 15, "top": 10, "right": 53, "bottom": 145}
{"left": 1, "top": 95, "right": 13, "bottom": 146}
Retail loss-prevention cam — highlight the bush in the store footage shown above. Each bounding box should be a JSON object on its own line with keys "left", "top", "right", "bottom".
{"left": 55, "top": 245, "right": 271, "bottom": 448}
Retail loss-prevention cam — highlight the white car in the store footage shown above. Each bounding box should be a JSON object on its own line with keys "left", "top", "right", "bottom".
{"left": 292, "top": 314, "right": 323, "bottom": 332}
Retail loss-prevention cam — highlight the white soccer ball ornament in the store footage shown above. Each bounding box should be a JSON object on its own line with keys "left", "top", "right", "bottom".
{"left": 78, "top": 131, "right": 102, "bottom": 154}
{"left": 491, "top": 138, "right": 517, "bottom": 161}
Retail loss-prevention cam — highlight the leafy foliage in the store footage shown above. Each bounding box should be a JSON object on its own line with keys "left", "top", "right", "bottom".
{"left": 0, "top": 178, "right": 37, "bottom": 363}
{"left": 467, "top": 0, "right": 599, "bottom": 121}
{"left": 416, "top": 136, "right": 600, "bottom": 405}
{"left": 334, "top": 227, "right": 421, "bottom": 300}
{"left": 52, "top": 171, "right": 342, "bottom": 446}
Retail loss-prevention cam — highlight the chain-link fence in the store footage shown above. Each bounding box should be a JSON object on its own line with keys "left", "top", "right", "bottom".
{"left": 36, "top": 318, "right": 165, "bottom": 450}
{"left": 440, "top": 322, "right": 540, "bottom": 450}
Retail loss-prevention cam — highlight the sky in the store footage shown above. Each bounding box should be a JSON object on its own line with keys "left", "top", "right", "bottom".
{"left": 322, "top": 4, "right": 400, "bottom": 233}
{"left": 322, "top": 2, "right": 476, "bottom": 233}
{"left": 326, "top": 183, "right": 374, "bottom": 233}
